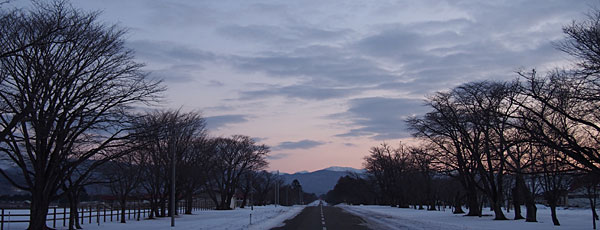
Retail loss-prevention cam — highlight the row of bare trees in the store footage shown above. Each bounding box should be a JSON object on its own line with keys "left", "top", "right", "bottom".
{"left": 361, "top": 6, "right": 600, "bottom": 228}
{"left": 361, "top": 143, "right": 463, "bottom": 210}
{"left": 0, "top": 2, "right": 276, "bottom": 230}
{"left": 99, "top": 111, "right": 270, "bottom": 219}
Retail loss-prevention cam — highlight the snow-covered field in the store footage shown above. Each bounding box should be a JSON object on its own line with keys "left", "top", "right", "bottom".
{"left": 341, "top": 204, "right": 597, "bottom": 230}
{"left": 2, "top": 204, "right": 304, "bottom": 230}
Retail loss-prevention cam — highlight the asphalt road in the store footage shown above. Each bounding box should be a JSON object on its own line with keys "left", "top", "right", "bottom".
{"left": 271, "top": 202, "right": 371, "bottom": 230}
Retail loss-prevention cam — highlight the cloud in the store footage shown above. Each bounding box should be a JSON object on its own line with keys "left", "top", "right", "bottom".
{"left": 334, "top": 97, "right": 428, "bottom": 140}
{"left": 231, "top": 45, "right": 400, "bottom": 88}
{"left": 267, "top": 153, "right": 291, "bottom": 160}
{"left": 126, "top": 40, "right": 218, "bottom": 83}
{"left": 217, "top": 24, "right": 351, "bottom": 47}
{"left": 205, "top": 114, "right": 248, "bottom": 130}
{"left": 240, "top": 84, "right": 362, "bottom": 100}
{"left": 128, "top": 40, "right": 216, "bottom": 64}
{"left": 208, "top": 80, "right": 225, "bottom": 87}
{"left": 252, "top": 137, "right": 269, "bottom": 143}
{"left": 274, "top": 139, "right": 325, "bottom": 150}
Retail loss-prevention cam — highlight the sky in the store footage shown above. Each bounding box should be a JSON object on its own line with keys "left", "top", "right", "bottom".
{"left": 11, "top": 0, "right": 596, "bottom": 173}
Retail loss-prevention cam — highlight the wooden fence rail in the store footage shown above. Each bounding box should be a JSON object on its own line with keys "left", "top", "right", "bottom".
{"left": 0, "top": 199, "right": 217, "bottom": 230}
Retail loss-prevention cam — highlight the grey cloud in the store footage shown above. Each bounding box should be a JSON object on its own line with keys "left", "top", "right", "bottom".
{"left": 275, "top": 139, "right": 325, "bottom": 150}
{"left": 127, "top": 40, "right": 218, "bottom": 83}
{"left": 128, "top": 40, "right": 216, "bottom": 64}
{"left": 240, "top": 84, "right": 361, "bottom": 100}
{"left": 217, "top": 24, "right": 351, "bottom": 46}
{"left": 334, "top": 97, "right": 428, "bottom": 140}
{"left": 208, "top": 80, "right": 225, "bottom": 87}
{"left": 267, "top": 153, "right": 291, "bottom": 160}
{"left": 205, "top": 115, "right": 248, "bottom": 130}
{"left": 143, "top": 1, "right": 217, "bottom": 27}
{"left": 231, "top": 46, "right": 399, "bottom": 87}
{"left": 252, "top": 137, "right": 269, "bottom": 143}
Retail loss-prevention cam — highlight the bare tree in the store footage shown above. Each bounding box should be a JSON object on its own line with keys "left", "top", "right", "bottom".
{"left": 0, "top": 2, "right": 72, "bottom": 143}
{"left": 134, "top": 110, "right": 206, "bottom": 217}
{"left": 363, "top": 142, "right": 413, "bottom": 208}
{"left": 407, "top": 92, "right": 482, "bottom": 216}
{"left": 409, "top": 81, "right": 524, "bottom": 220}
{"left": 238, "top": 171, "right": 257, "bottom": 208}
{"left": 102, "top": 148, "right": 146, "bottom": 224}
{"left": 252, "top": 170, "right": 275, "bottom": 206}
{"left": 204, "top": 135, "right": 269, "bottom": 210}
{"left": 180, "top": 136, "right": 212, "bottom": 214}
{"left": 511, "top": 8, "right": 600, "bottom": 175}
{"left": 0, "top": 2, "right": 162, "bottom": 229}
{"left": 517, "top": 69, "right": 600, "bottom": 174}
{"left": 535, "top": 145, "right": 573, "bottom": 226}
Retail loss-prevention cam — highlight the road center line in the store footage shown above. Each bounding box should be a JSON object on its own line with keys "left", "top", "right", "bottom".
{"left": 320, "top": 204, "right": 327, "bottom": 230}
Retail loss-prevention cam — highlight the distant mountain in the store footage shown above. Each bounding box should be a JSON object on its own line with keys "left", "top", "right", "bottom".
{"left": 0, "top": 166, "right": 27, "bottom": 195}
{"left": 322, "top": 166, "right": 365, "bottom": 174}
{"left": 280, "top": 166, "right": 364, "bottom": 196}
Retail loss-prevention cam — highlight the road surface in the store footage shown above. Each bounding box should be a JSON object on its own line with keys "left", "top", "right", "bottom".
{"left": 271, "top": 202, "right": 371, "bottom": 230}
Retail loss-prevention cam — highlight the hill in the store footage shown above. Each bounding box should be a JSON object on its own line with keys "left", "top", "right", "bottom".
{"left": 279, "top": 166, "right": 364, "bottom": 195}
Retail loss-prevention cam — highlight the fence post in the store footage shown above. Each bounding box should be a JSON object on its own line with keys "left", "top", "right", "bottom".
{"left": 89, "top": 206, "right": 92, "bottom": 224}
{"left": 63, "top": 206, "right": 66, "bottom": 227}
{"left": 96, "top": 205, "right": 100, "bottom": 225}
{"left": 81, "top": 207, "right": 84, "bottom": 225}
{"left": 110, "top": 205, "right": 113, "bottom": 222}
{"left": 2, "top": 208, "right": 4, "bottom": 230}
{"left": 137, "top": 203, "right": 140, "bottom": 221}
{"left": 104, "top": 206, "right": 106, "bottom": 222}
{"left": 53, "top": 206, "right": 57, "bottom": 228}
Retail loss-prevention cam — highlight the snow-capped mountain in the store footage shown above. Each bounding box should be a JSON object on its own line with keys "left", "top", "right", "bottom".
{"left": 322, "top": 166, "right": 365, "bottom": 174}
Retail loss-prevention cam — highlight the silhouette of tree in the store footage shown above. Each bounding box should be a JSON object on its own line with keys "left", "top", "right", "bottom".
{"left": 0, "top": 2, "right": 162, "bottom": 228}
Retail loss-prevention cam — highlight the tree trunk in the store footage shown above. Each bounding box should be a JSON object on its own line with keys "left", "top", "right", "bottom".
{"left": 453, "top": 192, "right": 465, "bottom": 214}
{"left": 29, "top": 192, "right": 51, "bottom": 230}
{"left": 512, "top": 187, "right": 524, "bottom": 220}
{"left": 465, "top": 189, "right": 480, "bottom": 216}
{"left": 120, "top": 199, "right": 127, "bottom": 223}
{"left": 185, "top": 192, "right": 193, "bottom": 214}
{"left": 588, "top": 191, "right": 597, "bottom": 229}
{"left": 428, "top": 200, "right": 436, "bottom": 211}
{"left": 491, "top": 200, "right": 508, "bottom": 220}
{"left": 240, "top": 193, "right": 249, "bottom": 209}
{"left": 67, "top": 190, "right": 83, "bottom": 230}
{"left": 517, "top": 175, "right": 537, "bottom": 222}
{"left": 160, "top": 198, "right": 166, "bottom": 217}
{"left": 549, "top": 199, "right": 560, "bottom": 226}
{"left": 148, "top": 198, "right": 156, "bottom": 219}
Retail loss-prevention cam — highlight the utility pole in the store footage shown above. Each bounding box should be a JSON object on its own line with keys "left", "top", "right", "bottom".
{"left": 170, "top": 134, "right": 176, "bottom": 227}
{"left": 276, "top": 170, "right": 279, "bottom": 206}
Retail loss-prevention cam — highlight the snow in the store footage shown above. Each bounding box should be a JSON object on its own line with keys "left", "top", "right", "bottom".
{"left": 340, "top": 204, "right": 597, "bottom": 230}
{"left": 2, "top": 205, "right": 303, "bottom": 230}
{"left": 322, "top": 166, "right": 364, "bottom": 174}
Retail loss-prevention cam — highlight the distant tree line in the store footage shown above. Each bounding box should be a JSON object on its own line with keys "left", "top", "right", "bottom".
{"left": 0, "top": 2, "right": 314, "bottom": 230}
{"left": 326, "top": 6, "right": 600, "bottom": 228}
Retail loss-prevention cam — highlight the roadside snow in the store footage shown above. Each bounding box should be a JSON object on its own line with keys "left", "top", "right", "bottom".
{"left": 340, "top": 204, "right": 596, "bottom": 230}
{"left": 3, "top": 205, "right": 303, "bottom": 230}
